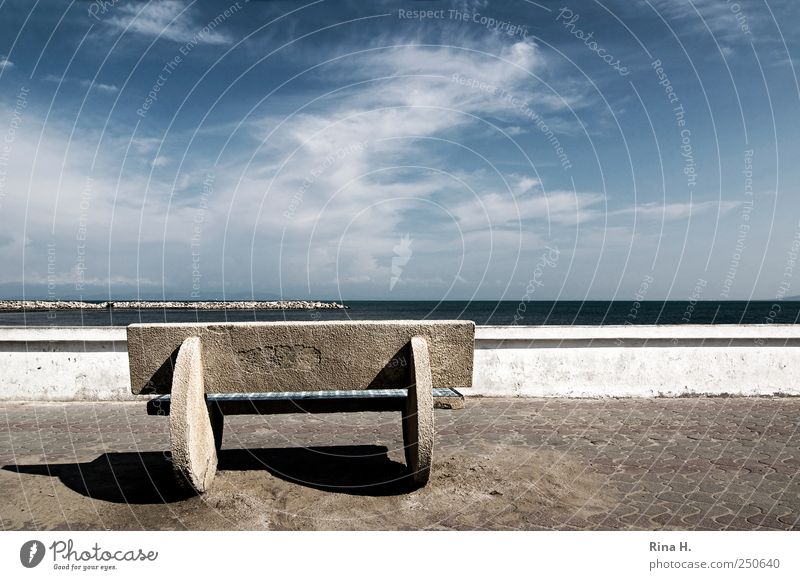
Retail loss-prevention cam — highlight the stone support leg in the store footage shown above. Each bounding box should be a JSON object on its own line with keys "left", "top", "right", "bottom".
{"left": 169, "top": 336, "right": 217, "bottom": 493}
{"left": 402, "top": 336, "right": 434, "bottom": 485}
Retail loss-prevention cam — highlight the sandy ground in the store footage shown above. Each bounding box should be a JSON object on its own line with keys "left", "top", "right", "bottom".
{"left": 2, "top": 445, "right": 613, "bottom": 531}
{"left": 1, "top": 398, "right": 798, "bottom": 530}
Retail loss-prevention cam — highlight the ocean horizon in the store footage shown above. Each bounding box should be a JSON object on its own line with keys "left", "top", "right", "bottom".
{"left": 1, "top": 300, "right": 798, "bottom": 327}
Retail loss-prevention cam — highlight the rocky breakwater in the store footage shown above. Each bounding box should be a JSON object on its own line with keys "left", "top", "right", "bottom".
{"left": 0, "top": 300, "right": 348, "bottom": 310}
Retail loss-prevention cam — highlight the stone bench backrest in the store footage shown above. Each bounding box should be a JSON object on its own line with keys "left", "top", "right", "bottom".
{"left": 127, "top": 320, "right": 475, "bottom": 395}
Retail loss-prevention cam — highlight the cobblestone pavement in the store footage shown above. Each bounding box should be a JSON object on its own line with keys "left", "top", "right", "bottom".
{"left": 1, "top": 398, "right": 798, "bottom": 531}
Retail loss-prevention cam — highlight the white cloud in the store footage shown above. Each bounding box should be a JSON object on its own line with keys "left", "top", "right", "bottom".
{"left": 0, "top": 101, "right": 207, "bottom": 295}
{"left": 616, "top": 200, "right": 742, "bottom": 221}
{"left": 42, "top": 74, "right": 119, "bottom": 93}
{"left": 515, "top": 175, "right": 541, "bottom": 192}
{"left": 106, "top": 1, "right": 232, "bottom": 45}
{"left": 131, "top": 137, "right": 163, "bottom": 154}
{"left": 81, "top": 80, "right": 119, "bottom": 93}
{"left": 452, "top": 189, "right": 606, "bottom": 230}
{"left": 642, "top": 0, "right": 759, "bottom": 44}
{"left": 216, "top": 36, "right": 597, "bottom": 296}
{"left": 151, "top": 155, "right": 171, "bottom": 168}
{"left": 0, "top": 56, "right": 13, "bottom": 69}
{"left": 335, "top": 39, "right": 583, "bottom": 118}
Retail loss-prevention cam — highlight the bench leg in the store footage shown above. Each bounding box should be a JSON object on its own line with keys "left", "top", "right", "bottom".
{"left": 169, "top": 336, "right": 218, "bottom": 493}
{"left": 402, "top": 336, "right": 434, "bottom": 485}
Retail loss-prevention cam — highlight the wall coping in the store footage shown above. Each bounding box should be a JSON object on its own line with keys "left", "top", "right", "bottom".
{"left": 3, "top": 324, "right": 800, "bottom": 343}
{"left": 0, "top": 326, "right": 127, "bottom": 342}
{"left": 475, "top": 324, "right": 800, "bottom": 341}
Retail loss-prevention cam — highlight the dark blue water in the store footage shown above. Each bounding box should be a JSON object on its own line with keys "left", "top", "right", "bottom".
{"left": 0, "top": 301, "right": 797, "bottom": 326}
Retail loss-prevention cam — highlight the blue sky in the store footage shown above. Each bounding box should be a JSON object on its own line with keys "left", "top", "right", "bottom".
{"left": 0, "top": 0, "right": 798, "bottom": 301}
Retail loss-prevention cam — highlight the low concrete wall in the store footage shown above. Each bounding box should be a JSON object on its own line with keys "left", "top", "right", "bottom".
{"left": 472, "top": 325, "right": 800, "bottom": 397}
{"left": 0, "top": 327, "right": 130, "bottom": 400}
{"left": 0, "top": 325, "right": 799, "bottom": 400}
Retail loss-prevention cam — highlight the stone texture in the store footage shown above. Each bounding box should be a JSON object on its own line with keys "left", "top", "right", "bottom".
{"left": 169, "top": 337, "right": 217, "bottom": 493}
{"left": 128, "top": 321, "right": 475, "bottom": 395}
{"left": 402, "top": 336, "right": 434, "bottom": 485}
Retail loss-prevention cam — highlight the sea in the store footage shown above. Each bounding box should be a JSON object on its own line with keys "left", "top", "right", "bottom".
{"left": 0, "top": 300, "right": 798, "bottom": 326}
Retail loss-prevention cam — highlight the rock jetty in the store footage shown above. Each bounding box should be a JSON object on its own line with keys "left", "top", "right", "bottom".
{"left": 0, "top": 300, "right": 348, "bottom": 311}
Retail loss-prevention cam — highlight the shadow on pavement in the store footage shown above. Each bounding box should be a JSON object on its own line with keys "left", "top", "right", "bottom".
{"left": 3, "top": 445, "right": 414, "bottom": 503}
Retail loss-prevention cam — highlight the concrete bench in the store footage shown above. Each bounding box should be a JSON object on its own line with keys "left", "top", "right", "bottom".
{"left": 127, "top": 321, "right": 475, "bottom": 493}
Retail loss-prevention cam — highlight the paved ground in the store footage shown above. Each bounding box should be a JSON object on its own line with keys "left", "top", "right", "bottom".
{"left": 1, "top": 398, "right": 798, "bottom": 531}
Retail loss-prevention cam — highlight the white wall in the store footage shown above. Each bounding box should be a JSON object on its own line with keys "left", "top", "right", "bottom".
{"left": 1, "top": 325, "right": 799, "bottom": 400}
{"left": 0, "top": 327, "right": 130, "bottom": 400}
{"left": 472, "top": 325, "right": 800, "bottom": 397}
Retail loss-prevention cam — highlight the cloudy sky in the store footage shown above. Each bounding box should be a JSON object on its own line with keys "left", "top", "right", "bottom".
{"left": 0, "top": 0, "right": 798, "bottom": 301}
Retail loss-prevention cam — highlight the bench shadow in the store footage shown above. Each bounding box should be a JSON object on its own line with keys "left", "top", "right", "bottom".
{"left": 3, "top": 452, "right": 192, "bottom": 504}
{"left": 219, "top": 446, "right": 413, "bottom": 496}
{"left": 2, "top": 445, "right": 414, "bottom": 504}
{"left": 367, "top": 343, "right": 412, "bottom": 389}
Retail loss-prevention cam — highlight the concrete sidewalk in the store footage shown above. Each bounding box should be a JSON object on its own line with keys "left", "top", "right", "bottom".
{"left": 1, "top": 398, "right": 798, "bottom": 530}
